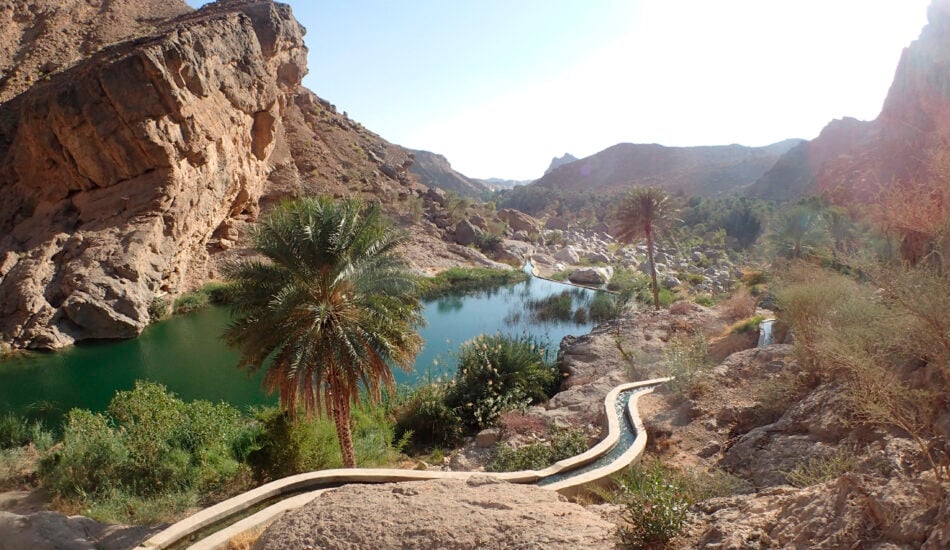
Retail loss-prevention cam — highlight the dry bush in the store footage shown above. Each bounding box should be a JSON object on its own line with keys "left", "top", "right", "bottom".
{"left": 719, "top": 288, "right": 757, "bottom": 321}
{"left": 670, "top": 301, "right": 697, "bottom": 315}
{"left": 776, "top": 262, "right": 950, "bottom": 480}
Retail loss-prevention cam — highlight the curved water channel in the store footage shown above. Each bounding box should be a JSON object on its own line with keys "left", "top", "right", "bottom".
{"left": 0, "top": 273, "right": 600, "bottom": 423}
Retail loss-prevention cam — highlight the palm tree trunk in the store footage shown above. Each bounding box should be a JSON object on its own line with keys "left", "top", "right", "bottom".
{"left": 646, "top": 229, "right": 660, "bottom": 311}
{"left": 331, "top": 391, "right": 357, "bottom": 468}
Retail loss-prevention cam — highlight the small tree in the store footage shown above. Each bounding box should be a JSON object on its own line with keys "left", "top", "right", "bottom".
{"left": 616, "top": 187, "right": 676, "bottom": 310}
{"left": 224, "top": 197, "right": 424, "bottom": 468}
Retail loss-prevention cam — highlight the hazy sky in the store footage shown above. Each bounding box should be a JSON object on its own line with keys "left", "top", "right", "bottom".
{"left": 189, "top": 1, "right": 930, "bottom": 180}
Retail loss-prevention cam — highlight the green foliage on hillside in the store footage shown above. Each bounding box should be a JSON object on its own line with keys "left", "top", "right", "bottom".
{"left": 487, "top": 428, "right": 588, "bottom": 472}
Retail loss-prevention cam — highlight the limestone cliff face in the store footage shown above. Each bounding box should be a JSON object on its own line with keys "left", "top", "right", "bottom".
{"left": 0, "top": 1, "right": 307, "bottom": 349}
{"left": 749, "top": 0, "right": 950, "bottom": 203}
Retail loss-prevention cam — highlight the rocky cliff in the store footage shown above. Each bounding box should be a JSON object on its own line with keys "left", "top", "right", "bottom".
{"left": 525, "top": 139, "right": 801, "bottom": 198}
{"left": 0, "top": 1, "right": 438, "bottom": 350}
{"left": 0, "top": 0, "right": 192, "bottom": 103}
{"left": 407, "top": 149, "right": 490, "bottom": 198}
{"left": 749, "top": 0, "right": 950, "bottom": 208}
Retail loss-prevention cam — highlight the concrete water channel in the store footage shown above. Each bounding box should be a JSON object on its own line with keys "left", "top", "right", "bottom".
{"left": 138, "top": 377, "right": 668, "bottom": 550}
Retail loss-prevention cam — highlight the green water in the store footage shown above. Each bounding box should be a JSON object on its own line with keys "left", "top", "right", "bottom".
{"left": 0, "top": 277, "right": 599, "bottom": 425}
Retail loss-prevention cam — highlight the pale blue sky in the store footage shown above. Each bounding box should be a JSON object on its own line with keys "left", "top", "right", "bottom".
{"left": 188, "top": 1, "right": 930, "bottom": 180}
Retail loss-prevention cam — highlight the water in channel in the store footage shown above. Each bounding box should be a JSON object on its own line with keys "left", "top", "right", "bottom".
{"left": 0, "top": 275, "right": 600, "bottom": 425}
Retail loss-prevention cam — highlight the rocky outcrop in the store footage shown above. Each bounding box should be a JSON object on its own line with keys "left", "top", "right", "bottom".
{"left": 253, "top": 477, "right": 615, "bottom": 549}
{"left": 683, "top": 475, "right": 949, "bottom": 548}
{"left": 544, "top": 152, "right": 578, "bottom": 174}
{"left": 0, "top": 2, "right": 307, "bottom": 348}
{"left": 568, "top": 267, "right": 612, "bottom": 285}
{"left": 0, "top": 510, "right": 155, "bottom": 550}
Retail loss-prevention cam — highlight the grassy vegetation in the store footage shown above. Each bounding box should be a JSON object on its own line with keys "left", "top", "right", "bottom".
{"left": 487, "top": 428, "right": 588, "bottom": 472}
{"left": 785, "top": 446, "right": 860, "bottom": 488}
{"left": 663, "top": 333, "right": 710, "bottom": 397}
{"left": 418, "top": 267, "right": 529, "bottom": 300}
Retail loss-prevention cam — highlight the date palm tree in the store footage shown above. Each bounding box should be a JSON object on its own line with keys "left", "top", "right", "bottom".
{"left": 223, "top": 196, "right": 424, "bottom": 468}
{"left": 616, "top": 187, "right": 675, "bottom": 311}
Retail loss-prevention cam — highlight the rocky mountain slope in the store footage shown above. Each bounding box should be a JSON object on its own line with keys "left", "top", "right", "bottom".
{"left": 407, "top": 149, "right": 490, "bottom": 198}
{"left": 0, "top": 0, "right": 192, "bottom": 103}
{"left": 749, "top": 0, "right": 950, "bottom": 207}
{"left": 0, "top": 0, "right": 473, "bottom": 350}
{"left": 526, "top": 139, "right": 802, "bottom": 198}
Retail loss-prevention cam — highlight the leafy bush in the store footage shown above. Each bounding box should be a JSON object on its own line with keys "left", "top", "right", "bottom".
{"left": 615, "top": 461, "right": 691, "bottom": 547}
{"left": 394, "top": 384, "right": 464, "bottom": 450}
{"left": 446, "top": 334, "right": 558, "bottom": 431}
{"left": 245, "top": 403, "right": 405, "bottom": 482}
{"left": 487, "top": 428, "right": 588, "bottom": 472}
{"left": 39, "top": 382, "right": 250, "bottom": 522}
{"left": 729, "top": 315, "right": 764, "bottom": 335}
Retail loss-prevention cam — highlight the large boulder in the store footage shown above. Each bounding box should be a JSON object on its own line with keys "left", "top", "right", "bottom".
{"left": 568, "top": 267, "right": 613, "bottom": 285}
{"left": 454, "top": 219, "right": 481, "bottom": 246}
{"left": 254, "top": 477, "right": 615, "bottom": 550}
{"left": 497, "top": 208, "right": 541, "bottom": 234}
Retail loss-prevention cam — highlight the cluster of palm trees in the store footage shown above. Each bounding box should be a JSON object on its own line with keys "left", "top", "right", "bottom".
{"left": 224, "top": 189, "right": 674, "bottom": 467}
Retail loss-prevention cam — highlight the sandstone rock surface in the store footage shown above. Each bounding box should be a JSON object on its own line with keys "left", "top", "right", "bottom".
{"left": 0, "top": 510, "right": 155, "bottom": 550}
{"left": 253, "top": 477, "right": 615, "bottom": 550}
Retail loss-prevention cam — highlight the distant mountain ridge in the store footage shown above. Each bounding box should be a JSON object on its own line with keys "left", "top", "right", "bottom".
{"left": 407, "top": 149, "right": 490, "bottom": 198}
{"left": 527, "top": 139, "right": 802, "bottom": 198}
{"left": 477, "top": 177, "right": 533, "bottom": 190}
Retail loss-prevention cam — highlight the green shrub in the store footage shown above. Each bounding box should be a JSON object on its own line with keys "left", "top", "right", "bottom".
{"left": 0, "top": 413, "right": 52, "bottom": 450}
{"left": 487, "top": 428, "right": 588, "bottom": 472}
{"left": 729, "top": 315, "right": 764, "bottom": 335}
{"left": 694, "top": 294, "right": 714, "bottom": 307}
{"left": 246, "top": 403, "right": 404, "bottom": 482}
{"left": 446, "top": 334, "right": 558, "bottom": 431}
{"left": 549, "top": 270, "right": 570, "bottom": 281}
{"left": 203, "top": 281, "right": 237, "bottom": 305}
{"left": 39, "top": 382, "right": 250, "bottom": 523}
{"left": 615, "top": 461, "right": 691, "bottom": 548}
{"left": 394, "top": 384, "right": 464, "bottom": 450}
{"left": 173, "top": 291, "right": 209, "bottom": 314}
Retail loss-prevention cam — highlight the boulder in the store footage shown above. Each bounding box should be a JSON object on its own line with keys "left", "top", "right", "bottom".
{"left": 661, "top": 274, "right": 681, "bottom": 289}
{"left": 568, "top": 267, "right": 613, "bottom": 285}
{"left": 554, "top": 246, "right": 580, "bottom": 264}
{"left": 497, "top": 208, "right": 541, "bottom": 234}
{"left": 454, "top": 219, "right": 481, "bottom": 246}
{"left": 254, "top": 477, "right": 615, "bottom": 550}
{"left": 587, "top": 251, "right": 611, "bottom": 264}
